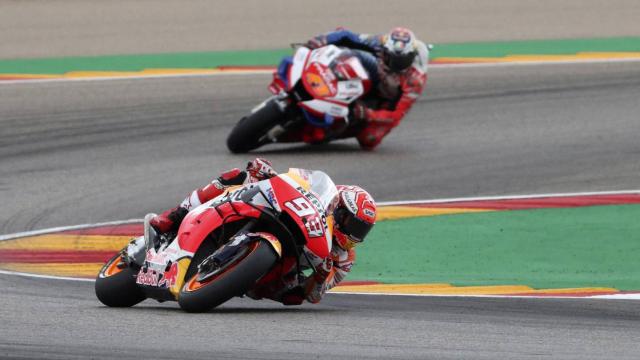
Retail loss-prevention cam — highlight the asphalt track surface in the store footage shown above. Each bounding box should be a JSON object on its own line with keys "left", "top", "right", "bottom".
{"left": 2, "top": 62, "right": 640, "bottom": 359}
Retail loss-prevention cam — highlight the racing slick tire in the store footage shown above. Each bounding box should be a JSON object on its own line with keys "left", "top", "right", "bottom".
{"left": 178, "top": 240, "right": 278, "bottom": 313}
{"left": 95, "top": 252, "right": 146, "bottom": 307}
{"left": 226, "top": 99, "right": 283, "bottom": 153}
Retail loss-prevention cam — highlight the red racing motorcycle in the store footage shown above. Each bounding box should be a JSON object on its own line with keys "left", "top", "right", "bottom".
{"left": 226, "top": 45, "right": 376, "bottom": 153}
{"left": 95, "top": 168, "right": 338, "bottom": 312}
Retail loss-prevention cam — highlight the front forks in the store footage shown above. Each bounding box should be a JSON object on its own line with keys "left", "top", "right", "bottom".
{"left": 258, "top": 94, "right": 297, "bottom": 143}
{"left": 196, "top": 220, "right": 257, "bottom": 281}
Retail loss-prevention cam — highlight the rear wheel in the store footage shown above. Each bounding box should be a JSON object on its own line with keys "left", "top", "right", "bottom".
{"left": 178, "top": 240, "right": 278, "bottom": 313}
{"left": 226, "top": 99, "right": 284, "bottom": 153}
{"left": 95, "top": 252, "right": 146, "bottom": 307}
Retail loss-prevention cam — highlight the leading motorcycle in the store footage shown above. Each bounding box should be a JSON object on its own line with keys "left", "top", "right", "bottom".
{"left": 226, "top": 45, "right": 375, "bottom": 153}
{"left": 95, "top": 168, "right": 338, "bottom": 312}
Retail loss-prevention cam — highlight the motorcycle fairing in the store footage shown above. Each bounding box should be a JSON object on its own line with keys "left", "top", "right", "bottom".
{"left": 135, "top": 238, "right": 193, "bottom": 298}
{"left": 303, "top": 62, "right": 337, "bottom": 98}
{"left": 158, "top": 187, "right": 267, "bottom": 297}
{"left": 270, "top": 169, "right": 335, "bottom": 258}
{"left": 288, "top": 47, "right": 311, "bottom": 91}
{"left": 135, "top": 169, "right": 337, "bottom": 299}
{"left": 177, "top": 199, "right": 264, "bottom": 253}
{"left": 284, "top": 45, "right": 371, "bottom": 126}
{"left": 299, "top": 45, "right": 368, "bottom": 106}
{"left": 257, "top": 180, "right": 282, "bottom": 212}
{"left": 336, "top": 80, "right": 365, "bottom": 103}
{"left": 299, "top": 99, "right": 349, "bottom": 120}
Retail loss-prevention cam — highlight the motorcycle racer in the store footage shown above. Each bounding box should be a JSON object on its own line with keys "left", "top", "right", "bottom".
{"left": 304, "top": 27, "right": 430, "bottom": 149}
{"left": 149, "top": 158, "right": 377, "bottom": 305}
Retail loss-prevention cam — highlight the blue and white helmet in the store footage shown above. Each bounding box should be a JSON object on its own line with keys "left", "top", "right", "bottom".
{"left": 382, "top": 27, "right": 418, "bottom": 72}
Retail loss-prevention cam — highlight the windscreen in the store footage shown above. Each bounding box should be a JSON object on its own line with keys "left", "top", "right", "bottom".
{"left": 307, "top": 170, "right": 339, "bottom": 214}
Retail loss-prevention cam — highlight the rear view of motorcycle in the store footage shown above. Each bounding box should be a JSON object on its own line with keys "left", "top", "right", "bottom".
{"left": 226, "top": 45, "right": 375, "bottom": 153}
{"left": 95, "top": 169, "right": 338, "bottom": 312}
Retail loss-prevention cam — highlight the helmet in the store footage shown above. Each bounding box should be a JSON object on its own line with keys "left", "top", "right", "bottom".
{"left": 381, "top": 27, "right": 418, "bottom": 72}
{"left": 333, "top": 185, "right": 377, "bottom": 250}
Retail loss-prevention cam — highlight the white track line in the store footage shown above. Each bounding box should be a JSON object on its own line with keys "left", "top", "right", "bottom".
{"left": 0, "top": 269, "right": 93, "bottom": 282}
{"left": 0, "top": 219, "right": 142, "bottom": 242}
{"left": 1, "top": 189, "right": 639, "bottom": 300}
{"left": 377, "top": 189, "right": 640, "bottom": 206}
{"left": 0, "top": 70, "right": 272, "bottom": 86}
{"left": 590, "top": 293, "right": 640, "bottom": 300}
{"left": 1, "top": 57, "right": 640, "bottom": 86}
{"left": 430, "top": 57, "right": 640, "bottom": 69}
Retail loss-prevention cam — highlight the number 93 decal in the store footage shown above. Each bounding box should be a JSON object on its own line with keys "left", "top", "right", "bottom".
{"left": 284, "top": 197, "right": 326, "bottom": 238}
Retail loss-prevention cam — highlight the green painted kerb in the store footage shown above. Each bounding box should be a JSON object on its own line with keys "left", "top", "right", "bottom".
{"left": 350, "top": 204, "right": 640, "bottom": 290}
{"left": 2, "top": 37, "right": 640, "bottom": 75}
{"left": 0, "top": 49, "right": 291, "bottom": 75}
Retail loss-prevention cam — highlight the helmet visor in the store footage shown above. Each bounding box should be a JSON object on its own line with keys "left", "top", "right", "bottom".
{"left": 336, "top": 208, "right": 374, "bottom": 243}
{"left": 385, "top": 50, "right": 416, "bottom": 72}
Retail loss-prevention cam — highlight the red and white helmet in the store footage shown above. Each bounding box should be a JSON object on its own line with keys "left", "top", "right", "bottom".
{"left": 382, "top": 27, "right": 418, "bottom": 72}
{"left": 333, "top": 185, "right": 377, "bottom": 250}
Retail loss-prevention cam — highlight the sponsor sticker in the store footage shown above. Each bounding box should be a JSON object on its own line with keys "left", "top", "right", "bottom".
{"left": 158, "top": 262, "right": 178, "bottom": 288}
{"left": 136, "top": 261, "right": 179, "bottom": 289}
{"left": 266, "top": 187, "right": 277, "bottom": 205}
{"left": 363, "top": 208, "right": 375, "bottom": 218}
{"left": 136, "top": 268, "right": 159, "bottom": 286}
{"left": 342, "top": 192, "right": 358, "bottom": 213}
{"left": 304, "top": 215, "right": 325, "bottom": 238}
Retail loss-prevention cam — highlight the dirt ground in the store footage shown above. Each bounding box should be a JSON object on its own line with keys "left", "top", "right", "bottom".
{"left": 1, "top": 0, "right": 639, "bottom": 58}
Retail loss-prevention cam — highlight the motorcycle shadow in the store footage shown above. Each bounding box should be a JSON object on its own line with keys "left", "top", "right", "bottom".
{"left": 207, "top": 306, "right": 337, "bottom": 314}
{"left": 247, "top": 142, "right": 363, "bottom": 155}
{"left": 100, "top": 303, "right": 337, "bottom": 315}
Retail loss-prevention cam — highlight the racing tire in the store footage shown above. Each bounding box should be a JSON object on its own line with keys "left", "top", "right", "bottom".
{"left": 178, "top": 240, "right": 278, "bottom": 313}
{"left": 226, "top": 99, "right": 283, "bottom": 153}
{"left": 95, "top": 252, "right": 146, "bottom": 307}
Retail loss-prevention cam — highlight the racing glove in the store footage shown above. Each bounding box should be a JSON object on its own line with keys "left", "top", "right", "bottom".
{"left": 246, "top": 158, "right": 277, "bottom": 182}
{"left": 304, "top": 257, "right": 333, "bottom": 303}
{"left": 351, "top": 101, "right": 370, "bottom": 123}
{"left": 305, "top": 35, "right": 327, "bottom": 49}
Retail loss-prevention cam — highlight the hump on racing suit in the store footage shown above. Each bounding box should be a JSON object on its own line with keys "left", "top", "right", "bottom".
{"left": 321, "top": 29, "right": 383, "bottom": 54}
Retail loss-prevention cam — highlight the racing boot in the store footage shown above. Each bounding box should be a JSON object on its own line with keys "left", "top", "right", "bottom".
{"left": 149, "top": 206, "right": 189, "bottom": 234}
{"left": 126, "top": 213, "right": 161, "bottom": 266}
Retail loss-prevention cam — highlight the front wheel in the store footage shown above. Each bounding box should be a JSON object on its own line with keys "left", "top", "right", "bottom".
{"left": 226, "top": 99, "right": 284, "bottom": 153}
{"left": 178, "top": 240, "right": 278, "bottom": 313}
{"left": 95, "top": 252, "right": 146, "bottom": 307}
